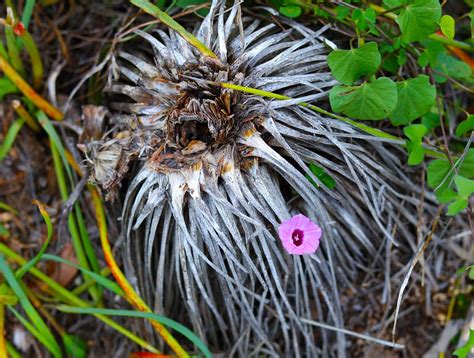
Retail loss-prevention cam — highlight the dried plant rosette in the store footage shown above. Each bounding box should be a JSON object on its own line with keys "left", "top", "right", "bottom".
{"left": 79, "top": 0, "right": 441, "bottom": 355}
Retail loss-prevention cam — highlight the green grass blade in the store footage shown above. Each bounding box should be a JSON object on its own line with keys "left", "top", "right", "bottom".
{"left": 20, "top": 29, "right": 43, "bottom": 89}
{"left": 36, "top": 111, "right": 71, "bottom": 178}
{"left": 8, "top": 307, "right": 61, "bottom": 358}
{"left": 39, "top": 109, "right": 102, "bottom": 301}
{"left": 57, "top": 306, "right": 212, "bottom": 358}
{"left": 0, "top": 118, "right": 25, "bottom": 162}
{"left": 130, "top": 0, "right": 217, "bottom": 59}
{"left": 0, "top": 304, "right": 6, "bottom": 358}
{"left": 5, "top": 27, "right": 26, "bottom": 78}
{"left": 0, "top": 76, "right": 20, "bottom": 100}
{"left": 16, "top": 201, "right": 53, "bottom": 279}
{"left": 0, "top": 244, "right": 160, "bottom": 353}
{"left": 20, "top": 0, "right": 36, "bottom": 29}
{"left": 0, "top": 41, "right": 9, "bottom": 61}
{"left": 50, "top": 141, "right": 101, "bottom": 302}
{"left": 0, "top": 201, "right": 18, "bottom": 215}
{"left": 6, "top": 340, "right": 22, "bottom": 358}
{"left": 40, "top": 254, "right": 123, "bottom": 296}
{"left": 0, "top": 255, "right": 62, "bottom": 357}
{"left": 74, "top": 204, "right": 102, "bottom": 280}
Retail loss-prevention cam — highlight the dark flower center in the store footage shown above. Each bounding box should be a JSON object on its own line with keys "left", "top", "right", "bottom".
{"left": 291, "top": 229, "right": 304, "bottom": 246}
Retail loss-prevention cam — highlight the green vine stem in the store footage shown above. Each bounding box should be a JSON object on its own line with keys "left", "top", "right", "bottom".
{"left": 217, "top": 81, "right": 446, "bottom": 159}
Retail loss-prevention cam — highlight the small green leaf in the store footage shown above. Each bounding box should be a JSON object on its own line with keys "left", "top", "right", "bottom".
{"left": 404, "top": 124, "right": 427, "bottom": 166}
{"left": 352, "top": 8, "right": 368, "bottom": 31}
{"left": 455, "top": 175, "right": 474, "bottom": 198}
{"left": 447, "top": 198, "right": 468, "bottom": 216}
{"left": 456, "top": 115, "right": 474, "bottom": 137}
{"left": 63, "top": 334, "right": 87, "bottom": 358}
{"left": 421, "top": 39, "right": 446, "bottom": 66}
{"left": 435, "top": 187, "right": 458, "bottom": 204}
{"left": 329, "top": 77, "right": 397, "bottom": 120}
{"left": 382, "top": 53, "right": 400, "bottom": 73}
{"left": 418, "top": 51, "right": 430, "bottom": 67}
{"left": 389, "top": 75, "right": 436, "bottom": 125}
{"left": 279, "top": 5, "right": 302, "bottom": 18}
{"left": 455, "top": 264, "right": 474, "bottom": 277}
{"left": 427, "top": 149, "right": 474, "bottom": 190}
{"left": 174, "top": 0, "right": 207, "bottom": 9}
{"left": 407, "top": 144, "right": 425, "bottom": 165}
{"left": 393, "top": 37, "right": 402, "bottom": 50}
{"left": 434, "top": 54, "right": 472, "bottom": 83}
{"left": 364, "top": 7, "right": 377, "bottom": 25}
{"left": 421, "top": 112, "right": 440, "bottom": 131}
{"left": 397, "top": 48, "right": 407, "bottom": 66}
{"left": 327, "top": 42, "right": 381, "bottom": 85}
{"left": 404, "top": 123, "right": 427, "bottom": 142}
{"left": 383, "top": 0, "right": 406, "bottom": 7}
{"left": 335, "top": 5, "right": 350, "bottom": 20}
{"left": 427, "top": 159, "right": 451, "bottom": 188}
{"left": 0, "top": 77, "right": 19, "bottom": 100}
{"left": 439, "top": 15, "right": 455, "bottom": 40}
{"left": 306, "top": 163, "right": 336, "bottom": 190}
{"left": 175, "top": 0, "right": 209, "bottom": 15}
{"left": 470, "top": 266, "right": 474, "bottom": 280}
{"left": 459, "top": 149, "right": 474, "bottom": 178}
{"left": 454, "top": 329, "right": 474, "bottom": 358}
{"left": 313, "top": 7, "right": 330, "bottom": 19}
{"left": 397, "top": 0, "right": 442, "bottom": 43}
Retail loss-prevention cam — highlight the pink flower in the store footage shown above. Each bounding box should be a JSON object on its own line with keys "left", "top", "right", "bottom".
{"left": 278, "top": 214, "right": 322, "bottom": 255}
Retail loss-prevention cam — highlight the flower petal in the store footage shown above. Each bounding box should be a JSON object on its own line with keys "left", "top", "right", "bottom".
{"left": 278, "top": 214, "right": 322, "bottom": 255}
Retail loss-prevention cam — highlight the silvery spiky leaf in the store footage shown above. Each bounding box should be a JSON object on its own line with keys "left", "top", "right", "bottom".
{"left": 81, "top": 1, "right": 442, "bottom": 356}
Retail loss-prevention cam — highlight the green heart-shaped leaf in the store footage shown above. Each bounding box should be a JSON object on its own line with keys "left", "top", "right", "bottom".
{"left": 397, "top": 0, "right": 442, "bottom": 43}
{"left": 389, "top": 75, "right": 436, "bottom": 126}
{"left": 433, "top": 54, "right": 472, "bottom": 83}
{"left": 440, "top": 15, "right": 455, "bottom": 40}
{"left": 455, "top": 175, "right": 474, "bottom": 198}
{"left": 447, "top": 198, "right": 468, "bottom": 216}
{"left": 327, "top": 42, "right": 381, "bottom": 85}
{"left": 329, "top": 77, "right": 397, "bottom": 120}
{"left": 456, "top": 115, "right": 474, "bottom": 137}
{"left": 436, "top": 187, "right": 458, "bottom": 204}
{"left": 404, "top": 123, "right": 427, "bottom": 142}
